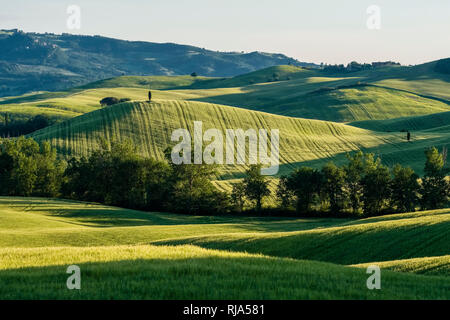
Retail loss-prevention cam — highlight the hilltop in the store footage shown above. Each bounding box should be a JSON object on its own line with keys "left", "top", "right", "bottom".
{"left": 0, "top": 29, "right": 314, "bottom": 97}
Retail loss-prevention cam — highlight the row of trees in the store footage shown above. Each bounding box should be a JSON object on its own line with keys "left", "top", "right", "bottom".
{"left": 0, "top": 114, "right": 52, "bottom": 137}
{"left": 0, "top": 137, "right": 228, "bottom": 214}
{"left": 322, "top": 61, "right": 401, "bottom": 73}
{"left": 99, "top": 97, "right": 131, "bottom": 107}
{"left": 231, "top": 150, "right": 449, "bottom": 216}
{"left": 0, "top": 137, "right": 449, "bottom": 217}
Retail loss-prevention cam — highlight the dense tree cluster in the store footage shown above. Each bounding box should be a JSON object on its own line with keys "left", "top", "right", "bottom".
{"left": 0, "top": 137, "right": 448, "bottom": 217}
{"left": 61, "top": 140, "right": 229, "bottom": 214}
{"left": 274, "top": 150, "right": 449, "bottom": 216}
{"left": 0, "top": 137, "right": 64, "bottom": 196}
{"left": 322, "top": 61, "right": 401, "bottom": 73}
{"left": 0, "top": 114, "right": 52, "bottom": 137}
{"left": 99, "top": 97, "right": 131, "bottom": 107}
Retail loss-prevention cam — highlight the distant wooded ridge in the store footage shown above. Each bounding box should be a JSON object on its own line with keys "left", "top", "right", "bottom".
{"left": 0, "top": 29, "right": 313, "bottom": 97}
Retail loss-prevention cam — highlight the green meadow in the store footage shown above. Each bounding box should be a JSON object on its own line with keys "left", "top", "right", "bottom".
{"left": 0, "top": 197, "right": 448, "bottom": 299}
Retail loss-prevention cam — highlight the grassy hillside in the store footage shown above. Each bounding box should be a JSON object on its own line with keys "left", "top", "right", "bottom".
{"left": 352, "top": 255, "right": 450, "bottom": 276}
{"left": 368, "top": 61, "right": 450, "bottom": 101}
{"left": 30, "top": 100, "right": 405, "bottom": 176}
{"left": 79, "top": 75, "right": 214, "bottom": 90}
{"left": 157, "top": 209, "right": 450, "bottom": 265}
{"left": 26, "top": 99, "right": 449, "bottom": 175}
{"left": 254, "top": 84, "right": 449, "bottom": 121}
{"left": 350, "top": 111, "right": 450, "bottom": 132}
{"left": 2, "top": 245, "right": 449, "bottom": 299}
{"left": 0, "top": 197, "right": 448, "bottom": 299}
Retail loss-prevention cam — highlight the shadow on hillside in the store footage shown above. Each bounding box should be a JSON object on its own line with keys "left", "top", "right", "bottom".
{"left": 0, "top": 254, "right": 447, "bottom": 300}
{"left": 155, "top": 220, "right": 450, "bottom": 266}
{"left": 0, "top": 196, "right": 348, "bottom": 230}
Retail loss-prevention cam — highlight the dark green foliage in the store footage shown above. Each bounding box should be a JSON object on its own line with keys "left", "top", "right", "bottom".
{"left": 344, "top": 152, "right": 365, "bottom": 214}
{"left": 323, "top": 61, "right": 400, "bottom": 73}
{"left": 321, "top": 162, "right": 347, "bottom": 213}
{"left": 243, "top": 164, "right": 270, "bottom": 212}
{"left": 64, "top": 141, "right": 229, "bottom": 214}
{"left": 231, "top": 182, "right": 247, "bottom": 212}
{"left": 62, "top": 140, "right": 171, "bottom": 210}
{"left": 0, "top": 135, "right": 448, "bottom": 217}
{"left": 0, "top": 114, "right": 52, "bottom": 137}
{"left": 276, "top": 176, "right": 295, "bottom": 210}
{"left": 166, "top": 157, "right": 229, "bottom": 215}
{"left": 286, "top": 167, "right": 322, "bottom": 214}
{"left": 391, "top": 164, "right": 420, "bottom": 213}
{"left": 420, "top": 147, "right": 449, "bottom": 210}
{"left": 0, "top": 137, "right": 63, "bottom": 197}
{"left": 361, "top": 158, "right": 392, "bottom": 216}
{"left": 99, "top": 97, "right": 120, "bottom": 106}
{"left": 99, "top": 97, "right": 130, "bottom": 107}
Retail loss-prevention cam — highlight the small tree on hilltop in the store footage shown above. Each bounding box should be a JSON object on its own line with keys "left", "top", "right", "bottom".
{"left": 100, "top": 97, "right": 119, "bottom": 106}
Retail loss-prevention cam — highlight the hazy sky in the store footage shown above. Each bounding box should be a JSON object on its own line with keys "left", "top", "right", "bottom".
{"left": 1, "top": 0, "right": 449, "bottom": 65}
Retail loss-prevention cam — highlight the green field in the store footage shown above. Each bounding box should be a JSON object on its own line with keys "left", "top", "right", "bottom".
{"left": 0, "top": 197, "right": 448, "bottom": 299}
{"left": 1, "top": 61, "right": 450, "bottom": 300}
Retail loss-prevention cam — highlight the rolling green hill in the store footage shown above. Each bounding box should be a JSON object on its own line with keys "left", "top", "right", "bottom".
{"left": 0, "top": 197, "right": 448, "bottom": 299}
{"left": 25, "top": 99, "right": 448, "bottom": 176}
{"left": 252, "top": 84, "right": 449, "bottom": 121}
{"left": 29, "top": 99, "right": 415, "bottom": 176}
{"left": 350, "top": 111, "right": 450, "bottom": 132}
{"left": 158, "top": 209, "right": 450, "bottom": 265}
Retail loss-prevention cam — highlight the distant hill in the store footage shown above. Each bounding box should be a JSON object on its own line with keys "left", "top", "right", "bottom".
{"left": 0, "top": 29, "right": 316, "bottom": 97}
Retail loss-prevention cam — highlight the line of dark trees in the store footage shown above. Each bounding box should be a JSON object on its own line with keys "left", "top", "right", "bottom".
{"left": 0, "top": 114, "right": 53, "bottom": 137}
{"left": 322, "top": 61, "right": 401, "bottom": 73}
{"left": 99, "top": 97, "right": 131, "bottom": 106}
{"left": 0, "top": 137, "right": 448, "bottom": 217}
{"left": 271, "top": 150, "right": 450, "bottom": 216}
